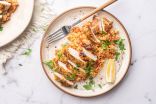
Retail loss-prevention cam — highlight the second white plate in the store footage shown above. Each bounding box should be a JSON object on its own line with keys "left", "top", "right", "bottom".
{"left": 0, "top": 0, "right": 34, "bottom": 47}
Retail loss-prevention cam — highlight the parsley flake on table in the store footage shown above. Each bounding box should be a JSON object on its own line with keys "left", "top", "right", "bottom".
{"left": 22, "top": 49, "right": 32, "bottom": 56}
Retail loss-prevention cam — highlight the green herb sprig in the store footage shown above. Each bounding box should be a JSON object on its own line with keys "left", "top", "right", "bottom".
{"left": 101, "top": 40, "right": 111, "bottom": 50}
{"left": 115, "top": 52, "right": 120, "bottom": 61}
{"left": 66, "top": 74, "right": 76, "bottom": 81}
{"left": 43, "top": 60, "right": 54, "bottom": 69}
{"left": 84, "top": 62, "right": 93, "bottom": 76}
{"left": 83, "top": 77, "right": 95, "bottom": 90}
{"left": 73, "top": 64, "right": 80, "bottom": 70}
{"left": 22, "top": 49, "right": 32, "bottom": 56}
{"left": 83, "top": 83, "right": 92, "bottom": 90}
{"left": 114, "top": 39, "right": 126, "bottom": 51}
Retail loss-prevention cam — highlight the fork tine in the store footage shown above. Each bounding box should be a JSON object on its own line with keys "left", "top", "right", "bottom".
{"left": 47, "top": 28, "right": 62, "bottom": 39}
{"left": 49, "top": 33, "right": 64, "bottom": 42}
{"left": 47, "top": 30, "right": 62, "bottom": 42}
{"left": 50, "top": 32, "right": 64, "bottom": 40}
{"left": 48, "top": 34, "right": 65, "bottom": 44}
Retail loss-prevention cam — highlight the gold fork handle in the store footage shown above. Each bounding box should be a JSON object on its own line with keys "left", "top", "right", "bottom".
{"left": 80, "top": 0, "right": 117, "bottom": 22}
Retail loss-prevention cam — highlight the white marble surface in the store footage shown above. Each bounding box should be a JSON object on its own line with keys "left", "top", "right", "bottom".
{"left": 0, "top": 0, "right": 156, "bottom": 104}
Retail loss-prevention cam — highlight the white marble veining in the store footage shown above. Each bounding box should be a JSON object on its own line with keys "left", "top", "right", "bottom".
{"left": 0, "top": 0, "right": 156, "bottom": 104}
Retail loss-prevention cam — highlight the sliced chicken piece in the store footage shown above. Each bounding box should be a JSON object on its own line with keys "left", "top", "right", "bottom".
{"left": 67, "top": 60, "right": 85, "bottom": 73}
{"left": 0, "top": 1, "right": 11, "bottom": 12}
{"left": 91, "top": 15, "right": 100, "bottom": 34}
{"left": 67, "top": 60, "right": 87, "bottom": 81}
{"left": 54, "top": 59, "right": 80, "bottom": 82}
{"left": 57, "top": 56, "right": 75, "bottom": 72}
{"left": 54, "top": 72, "right": 74, "bottom": 87}
{"left": 53, "top": 58, "right": 72, "bottom": 78}
{"left": 58, "top": 61, "right": 72, "bottom": 73}
{"left": 79, "top": 51, "right": 93, "bottom": 62}
{"left": 54, "top": 48, "right": 87, "bottom": 82}
{"left": 68, "top": 47, "right": 85, "bottom": 63}
{"left": 60, "top": 48, "right": 86, "bottom": 68}
{"left": 103, "top": 18, "right": 113, "bottom": 32}
{"left": 88, "top": 26, "right": 101, "bottom": 43}
{"left": 68, "top": 44, "right": 96, "bottom": 62}
{"left": 99, "top": 17, "right": 106, "bottom": 33}
{"left": 82, "top": 48, "right": 97, "bottom": 61}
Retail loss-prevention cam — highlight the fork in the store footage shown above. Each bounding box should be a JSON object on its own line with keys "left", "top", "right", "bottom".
{"left": 47, "top": 0, "right": 117, "bottom": 44}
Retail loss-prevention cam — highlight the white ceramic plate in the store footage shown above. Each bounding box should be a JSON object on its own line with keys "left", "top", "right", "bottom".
{"left": 0, "top": 0, "right": 34, "bottom": 47}
{"left": 40, "top": 7, "right": 132, "bottom": 97}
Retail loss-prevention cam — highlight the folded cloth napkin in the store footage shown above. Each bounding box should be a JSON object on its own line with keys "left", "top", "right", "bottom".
{"left": 0, "top": 0, "right": 56, "bottom": 73}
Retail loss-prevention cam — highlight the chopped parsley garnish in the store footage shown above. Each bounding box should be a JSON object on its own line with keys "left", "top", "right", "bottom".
{"left": 66, "top": 74, "right": 76, "bottom": 81}
{"left": 115, "top": 52, "right": 120, "bottom": 61}
{"left": 76, "top": 64, "right": 80, "bottom": 67}
{"left": 0, "top": 26, "right": 3, "bottom": 31}
{"left": 114, "top": 39, "right": 126, "bottom": 51}
{"left": 73, "top": 64, "right": 80, "bottom": 70}
{"left": 43, "top": 60, "right": 54, "bottom": 69}
{"left": 73, "top": 67, "right": 78, "bottom": 70}
{"left": 57, "top": 50, "right": 62, "bottom": 59}
{"left": 83, "top": 77, "right": 95, "bottom": 90}
{"left": 22, "top": 49, "right": 32, "bottom": 56}
{"left": 98, "top": 84, "right": 102, "bottom": 89}
{"left": 102, "top": 43, "right": 107, "bottom": 49}
{"left": 101, "top": 40, "right": 111, "bottom": 49}
{"left": 84, "top": 62, "right": 94, "bottom": 76}
{"left": 102, "top": 31, "right": 107, "bottom": 35}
